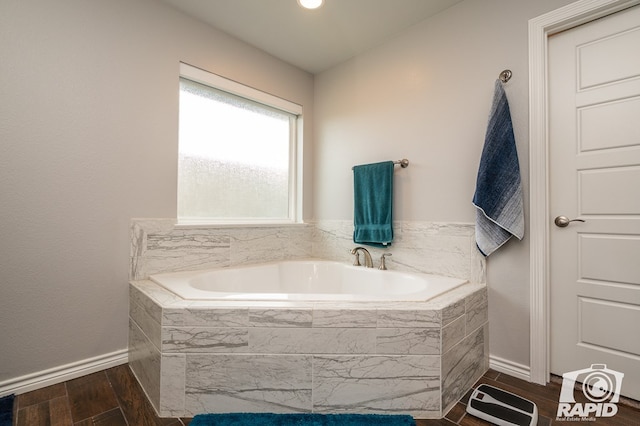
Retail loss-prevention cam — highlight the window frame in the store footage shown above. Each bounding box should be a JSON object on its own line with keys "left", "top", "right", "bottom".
{"left": 177, "top": 62, "right": 303, "bottom": 226}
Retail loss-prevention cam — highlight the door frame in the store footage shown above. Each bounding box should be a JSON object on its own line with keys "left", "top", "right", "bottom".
{"left": 528, "top": 0, "right": 640, "bottom": 385}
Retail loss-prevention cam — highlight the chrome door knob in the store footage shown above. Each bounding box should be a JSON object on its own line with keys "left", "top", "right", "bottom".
{"left": 554, "top": 216, "right": 585, "bottom": 228}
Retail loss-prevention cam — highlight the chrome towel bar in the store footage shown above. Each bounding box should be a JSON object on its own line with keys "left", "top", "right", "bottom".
{"left": 352, "top": 159, "right": 409, "bottom": 170}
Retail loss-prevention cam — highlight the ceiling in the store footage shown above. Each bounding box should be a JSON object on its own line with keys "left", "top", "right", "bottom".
{"left": 159, "top": 0, "right": 464, "bottom": 74}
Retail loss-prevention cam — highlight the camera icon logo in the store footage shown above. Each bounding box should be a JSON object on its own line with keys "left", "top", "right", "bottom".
{"left": 557, "top": 364, "right": 624, "bottom": 419}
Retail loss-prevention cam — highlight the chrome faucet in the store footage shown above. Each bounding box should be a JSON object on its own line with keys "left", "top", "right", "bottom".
{"left": 350, "top": 247, "right": 373, "bottom": 268}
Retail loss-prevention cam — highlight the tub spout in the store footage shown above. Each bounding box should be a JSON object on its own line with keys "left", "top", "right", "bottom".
{"left": 350, "top": 247, "right": 373, "bottom": 268}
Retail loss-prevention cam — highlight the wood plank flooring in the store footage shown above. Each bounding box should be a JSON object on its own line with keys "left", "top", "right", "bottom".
{"left": 11, "top": 364, "right": 639, "bottom": 425}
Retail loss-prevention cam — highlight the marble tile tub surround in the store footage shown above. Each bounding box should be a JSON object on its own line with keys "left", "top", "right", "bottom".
{"left": 128, "top": 279, "right": 489, "bottom": 418}
{"left": 313, "top": 220, "right": 485, "bottom": 284}
{"left": 130, "top": 219, "right": 485, "bottom": 283}
{"left": 130, "top": 219, "right": 314, "bottom": 280}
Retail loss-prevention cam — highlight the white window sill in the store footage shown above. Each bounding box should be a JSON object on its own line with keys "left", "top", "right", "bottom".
{"left": 174, "top": 220, "right": 310, "bottom": 230}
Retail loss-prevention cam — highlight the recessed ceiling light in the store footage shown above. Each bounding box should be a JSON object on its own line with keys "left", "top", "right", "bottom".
{"left": 297, "top": 0, "right": 324, "bottom": 10}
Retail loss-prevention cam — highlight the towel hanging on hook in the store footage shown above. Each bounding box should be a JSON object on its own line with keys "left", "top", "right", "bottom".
{"left": 499, "top": 69, "right": 512, "bottom": 83}
{"left": 473, "top": 79, "right": 524, "bottom": 256}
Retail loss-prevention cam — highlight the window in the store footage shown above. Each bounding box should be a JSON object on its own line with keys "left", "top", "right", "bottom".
{"left": 177, "top": 63, "right": 302, "bottom": 224}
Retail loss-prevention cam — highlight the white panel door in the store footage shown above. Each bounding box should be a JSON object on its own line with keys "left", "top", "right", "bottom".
{"left": 548, "top": 5, "right": 640, "bottom": 400}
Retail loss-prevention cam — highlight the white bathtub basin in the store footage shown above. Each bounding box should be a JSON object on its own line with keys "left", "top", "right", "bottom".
{"left": 149, "top": 260, "right": 467, "bottom": 302}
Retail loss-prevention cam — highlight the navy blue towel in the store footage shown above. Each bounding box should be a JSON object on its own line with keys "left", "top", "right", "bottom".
{"left": 353, "top": 161, "right": 394, "bottom": 247}
{"left": 473, "top": 80, "right": 524, "bottom": 256}
{"left": 0, "top": 394, "right": 14, "bottom": 426}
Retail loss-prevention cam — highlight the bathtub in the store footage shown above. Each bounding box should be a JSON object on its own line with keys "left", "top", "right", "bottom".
{"left": 149, "top": 260, "right": 467, "bottom": 302}
{"left": 130, "top": 260, "right": 489, "bottom": 419}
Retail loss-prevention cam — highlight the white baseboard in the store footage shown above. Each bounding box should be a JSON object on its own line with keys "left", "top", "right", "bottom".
{"left": 489, "top": 355, "right": 531, "bottom": 382}
{"left": 0, "top": 349, "right": 128, "bottom": 397}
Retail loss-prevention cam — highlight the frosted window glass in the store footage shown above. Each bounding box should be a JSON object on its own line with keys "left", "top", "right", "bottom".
{"left": 178, "top": 78, "right": 294, "bottom": 221}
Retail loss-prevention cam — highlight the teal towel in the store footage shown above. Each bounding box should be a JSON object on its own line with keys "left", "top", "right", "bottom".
{"left": 190, "top": 413, "right": 415, "bottom": 426}
{"left": 353, "top": 161, "right": 394, "bottom": 247}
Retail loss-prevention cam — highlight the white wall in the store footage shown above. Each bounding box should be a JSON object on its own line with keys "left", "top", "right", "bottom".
{"left": 0, "top": 0, "right": 580, "bottom": 387}
{"left": 0, "top": 0, "right": 313, "bottom": 384}
{"left": 313, "top": 0, "right": 574, "bottom": 369}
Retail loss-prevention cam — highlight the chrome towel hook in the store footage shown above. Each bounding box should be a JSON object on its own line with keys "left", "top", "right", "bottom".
{"left": 499, "top": 69, "right": 512, "bottom": 83}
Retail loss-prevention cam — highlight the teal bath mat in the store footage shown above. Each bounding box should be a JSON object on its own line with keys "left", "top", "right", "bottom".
{"left": 189, "top": 413, "right": 416, "bottom": 426}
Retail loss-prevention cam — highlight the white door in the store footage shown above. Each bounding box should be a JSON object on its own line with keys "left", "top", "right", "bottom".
{"left": 549, "top": 5, "right": 640, "bottom": 400}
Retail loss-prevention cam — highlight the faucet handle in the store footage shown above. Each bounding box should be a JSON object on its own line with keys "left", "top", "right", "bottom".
{"left": 379, "top": 253, "right": 392, "bottom": 270}
{"left": 352, "top": 251, "right": 361, "bottom": 266}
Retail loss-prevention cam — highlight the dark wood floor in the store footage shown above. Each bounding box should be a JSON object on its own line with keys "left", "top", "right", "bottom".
{"left": 11, "top": 364, "right": 640, "bottom": 425}
{"left": 424, "top": 370, "right": 640, "bottom": 426}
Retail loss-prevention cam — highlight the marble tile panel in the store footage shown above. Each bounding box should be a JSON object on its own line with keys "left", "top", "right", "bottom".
{"left": 466, "top": 287, "right": 487, "bottom": 312}
{"left": 441, "top": 299, "right": 465, "bottom": 327}
{"left": 184, "top": 354, "right": 312, "bottom": 415}
{"left": 128, "top": 320, "right": 161, "bottom": 412}
{"left": 441, "top": 315, "right": 465, "bottom": 354}
{"left": 377, "top": 309, "right": 440, "bottom": 328}
{"left": 132, "top": 280, "right": 186, "bottom": 309}
{"left": 130, "top": 220, "right": 155, "bottom": 279}
{"left": 311, "top": 220, "right": 409, "bottom": 268}
{"left": 129, "top": 301, "right": 161, "bottom": 350}
{"left": 470, "top": 239, "right": 487, "bottom": 284}
{"left": 131, "top": 218, "right": 176, "bottom": 238}
{"left": 317, "top": 220, "right": 479, "bottom": 252}
{"left": 312, "top": 220, "right": 354, "bottom": 240}
{"left": 389, "top": 233, "right": 471, "bottom": 280}
{"left": 229, "top": 226, "right": 313, "bottom": 265}
{"left": 441, "top": 325, "right": 487, "bottom": 411}
{"left": 397, "top": 221, "right": 475, "bottom": 237}
{"left": 145, "top": 231, "right": 230, "bottom": 254}
{"left": 466, "top": 288, "right": 488, "bottom": 333}
{"left": 135, "top": 249, "right": 230, "bottom": 280}
{"left": 132, "top": 219, "right": 485, "bottom": 284}
{"left": 162, "top": 307, "right": 249, "bottom": 327}
{"left": 311, "top": 221, "right": 478, "bottom": 275}
{"left": 159, "top": 354, "right": 186, "bottom": 416}
{"left": 311, "top": 220, "right": 355, "bottom": 263}
{"left": 426, "top": 283, "right": 485, "bottom": 311}
{"left": 312, "top": 355, "right": 441, "bottom": 417}
{"left": 249, "top": 308, "right": 313, "bottom": 328}
{"left": 376, "top": 328, "right": 440, "bottom": 355}
{"left": 248, "top": 328, "right": 376, "bottom": 354}
{"left": 162, "top": 327, "right": 248, "bottom": 353}
{"left": 312, "top": 309, "right": 377, "bottom": 328}
{"left": 132, "top": 219, "right": 486, "bottom": 285}
{"left": 131, "top": 220, "right": 233, "bottom": 279}
{"left": 129, "top": 284, "right": 163, "bottom": 324}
